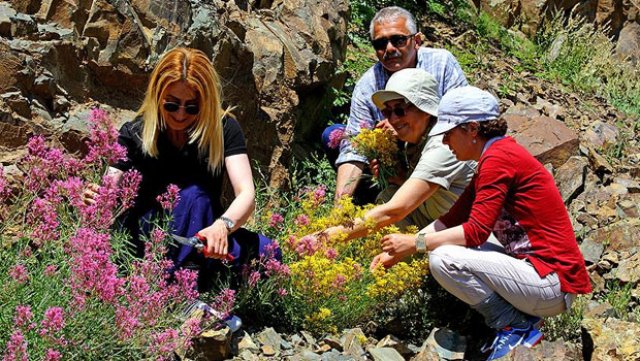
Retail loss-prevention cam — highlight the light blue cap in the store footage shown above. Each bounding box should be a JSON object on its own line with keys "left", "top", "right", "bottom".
{"left": 429, "top": 86, "right": 500, "bottom": 136}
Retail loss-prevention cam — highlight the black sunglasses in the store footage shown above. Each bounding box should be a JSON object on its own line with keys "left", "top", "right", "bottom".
{"left": 382, "top": 103, "right": 413, "bottom": 119}
{"left": 371, "top": 34, "right": 415, "bottom": 51}
{"left": 163, "top": 101, "right": 200, "bottom": 115}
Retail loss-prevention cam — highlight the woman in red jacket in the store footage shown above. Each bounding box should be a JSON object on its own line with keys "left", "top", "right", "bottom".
{"left": 371, "top": 86, "right": 591, "bottom": 360}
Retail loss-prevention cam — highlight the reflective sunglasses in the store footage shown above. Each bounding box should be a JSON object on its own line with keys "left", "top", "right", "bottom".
{"left": 382, "top": 103, "right": 413, "bottom": 119}
{"left": 371, "top": 34, "right": 415, "bottom": 51}
{"left": 163, "top": 101, "right": 200, "bottom": 115}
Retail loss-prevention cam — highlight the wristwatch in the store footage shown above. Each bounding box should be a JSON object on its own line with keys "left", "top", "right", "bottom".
{"left": 218, "top": 216, "right": 235, "bottom": 232}
{"left": 415, "top": 232, "right": 427, "bottom": 253}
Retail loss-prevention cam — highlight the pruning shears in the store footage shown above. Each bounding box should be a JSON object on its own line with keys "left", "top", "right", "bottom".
{"left": 170, "top": 233, "right": 235, "bottom": 261}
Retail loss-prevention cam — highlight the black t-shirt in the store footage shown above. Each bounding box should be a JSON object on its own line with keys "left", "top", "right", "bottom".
{"left": 112, "top": 116, "right": 247, "bottom": 216}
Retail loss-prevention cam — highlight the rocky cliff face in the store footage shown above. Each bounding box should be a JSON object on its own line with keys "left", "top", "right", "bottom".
{"left": 0, "top": 0, "right": 349, "bottom": 187}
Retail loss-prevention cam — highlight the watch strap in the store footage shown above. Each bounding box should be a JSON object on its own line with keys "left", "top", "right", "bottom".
{"left": 218, "top": 216, "right": 235, "bottom": 231}
{"left": 415, "top": 232, "right": 427, "bottom": 253}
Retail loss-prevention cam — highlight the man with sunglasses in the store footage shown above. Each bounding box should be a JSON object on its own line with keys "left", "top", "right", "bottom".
{"left": 328, "top": 6, "right": 468, "bottom": 204}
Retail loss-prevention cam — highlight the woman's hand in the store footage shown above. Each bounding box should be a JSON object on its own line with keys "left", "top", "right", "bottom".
{"left": 83, "top": 183, "right": 100, "bottom": 205}
{"left": 370, "top": 252, "right": 402, "bottom": 271}
{"left": 199, "top": 219, "right": 229, "bottom": 259}
{"left": 381, "top": 233, "right": 417, "bottom": 257}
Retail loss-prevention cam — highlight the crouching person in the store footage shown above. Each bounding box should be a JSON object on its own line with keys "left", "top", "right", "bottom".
{"left": 371, "top": 86, "right": 591, "bottom": 360}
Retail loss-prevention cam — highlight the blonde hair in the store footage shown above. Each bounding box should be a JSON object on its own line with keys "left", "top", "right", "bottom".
{"left": 137, "top": 47, "right": 229, "bottom": 174}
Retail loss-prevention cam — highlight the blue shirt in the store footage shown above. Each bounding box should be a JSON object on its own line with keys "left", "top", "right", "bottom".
{"left": 336, "top": 47, "right": 468, "bottom": 165}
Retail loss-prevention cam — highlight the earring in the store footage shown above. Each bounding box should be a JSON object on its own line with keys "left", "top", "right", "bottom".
{"left": 472, "top": 138, "right": 477, "bottom": 144}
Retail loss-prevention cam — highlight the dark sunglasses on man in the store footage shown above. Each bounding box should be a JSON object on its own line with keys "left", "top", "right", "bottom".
{"left": 371, "top": 34, "right": 416, "bottom": 51}
{"left": 163, "top": 101, "right": 200, "bottom": 115}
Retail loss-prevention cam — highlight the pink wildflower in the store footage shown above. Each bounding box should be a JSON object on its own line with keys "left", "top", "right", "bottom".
{"left": 327, "top": 127, "right": 345, "bottom": 149}
{"left": 9, "top": 265, "right": 28, "bottom": 284}
{"left": 212, "top": 289, "right": 235, "bottom": 320}
{"left": 44, "top": 349, "right": 62, "bottom": 361}
{"left": 248, "top": 271, "right": 261, "bottom": 288}
{"left": 28, "top": 197, "right": 59, "bottom": 243}
{"left": 84, "top": 107, "right": 127, "bottom": 165}
{"left": 264, "top": 258, "right": 290, "bottom": 277}
{"left": 172, "top": 268, "right": 199, "bottom": 301}
{"left": 313, "top": 185, "right": 326, "bottom": 205}
{"left": 115, "top": 305, "right": 140, "bottom": 340}
{"left": 333, "top": 274, "right": 347, "bottom": 289}
{"left": 0, "top": 166, "right": 11, "bottom": 202}
{"left": 150, "top": 329, "right": 179, "bottom": 354}
{"left": 156, "top": 184, "right": 180, "bottom": 211}
{"left": 13, "top": 305, "right": 33, "bottom": 330}
{"left": 78, "top": 174, "right": 119, "bottom": 230}
{"left": 277, "top": 288, "right": 288, "bottom": 297}
{"left": 2, "top": 330, "right": 28, "bottom": 361}
{"left": 295, "top": 235, "right": 318, "bottom": 256}
{"left": 119, "top": 169, "right": 141, "bottom": 210}
{"left": 268, "top": 212, "right": 284, "bottom": 228}
{"left": 150, "top": 228, "right": 166, "bottom": 244}
{"left": 40, "top": 307, "right": 65, "bottom": 336}
{"left": 44, "top": 265, "right": 57, "bottom": 277}
{"left": 325, "top": 248, "right": 338, "bottom": 260}
{"left": 295, "top": 214, "right": 310, "bottom": 226}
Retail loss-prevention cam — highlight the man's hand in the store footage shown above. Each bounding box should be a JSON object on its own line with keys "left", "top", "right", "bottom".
{"left": 381, "top": 233, "right": 417, "bottom": 257}
{"left": 199, "top": 220, "right": 229, "bottom": 259}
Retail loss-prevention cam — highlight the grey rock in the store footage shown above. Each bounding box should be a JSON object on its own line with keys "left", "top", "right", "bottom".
{"left": 583, "top": 300, "right": 615, "bottom": 319}
{"left": 341, "top": 328, "right": 366, "bottom": 360}
{"left": 616, "top": 21, "right": 640, "bottom": 65}
{"left": 237, "top": 331, "right": 259, "bottom": 353}
{"left": 583, "top": 120, "right": 619, "bottom": 148}
{"left": 261, "top": 344, "right": 277, "bottom": 356}
{"left": 322, "top": 336, "right": 342, "bottom": 351}
{"left": 320, "top": 350, "right": 354, "bottom": 361}
{"left": 298, "top": 350, "right": 322, "bottom": 360}
{"left": 579, "top": 238, "right": 605, "bottom": 265}
{"left": 238, "top": 349, "right": 259, "bottom": 361}
{"left": 415, "top": 328, "right": 466, "bottom": 361}
{"left": 281, "top": 338, "right": 293, "bottom": 350}
{"left": 368, "top": 347, "right": 404, "bottom": 361}
{"left": 301, "top": 331, "right": 317, "bottom": 348}
{"left": 256, "top": 327, "right": 282, "bottom": 352}
{"left": 184, "top": 327, "right": 232, "bottom": 361}
{"left": 375, "top": 334, "right": 414, "bottom": 357}
{"left": 554, "top": 156, "right": 588, "bottom": 203}
{"left": 614, "top": 252, "right": 640, "bottom": 284}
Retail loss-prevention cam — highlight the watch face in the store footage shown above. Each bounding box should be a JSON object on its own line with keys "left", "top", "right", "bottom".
{"left": 220, "top": 216, "right": 235, "bottom": 229}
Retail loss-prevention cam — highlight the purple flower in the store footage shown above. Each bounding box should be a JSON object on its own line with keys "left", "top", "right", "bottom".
{"left": 28, "top": 197, "right": 59, "bottom": 243}
{"left": 295, "top": 214, "right": 310, "bottom": 226}
{"left": 2, "top": 330, "right": 28, "bottom": 361}
{"left": 269, "top": 213, "right": 284, "bottom": 228}
{"left": 156, "top": 184, "right": 180, "bottom": 211}
{"left": 119, "top": 170, "right": 141, "bottom": 210}
{"left": 0, "top": 166, "right": 11, "bottom": 202}
{"left": 13, "top": 305, "right": 33, "bottom": 330}
{"left": 44, "top": 265, "right": 57, "bottom": 277}
{"left": 212, "top": 289, "right": 236, "bottom": 320}
{"left": 277, "top": 288, "right": 288, "bottom": 297}
{"left": 248, "top": 271, "right": 261, "bottom": 288}
{"left": 9, "top": 265, "right": 28, "bottom": 284}
{"left": 84, "top": 107, "right": 127, "bottom": 165}
{"left": 325, "top": 248, "right": 338, "bottom": 260}
{"left": 39, "top": 307, "right": 65, "bottom": 337}
{"left": 150, "top": 329, "right": 179, "bottom": 354}
{"left": 327, "top": 127, "right": 345, "bottom": 149}
{"left": 44, "top": 349, "right": 62, "bottom": 361}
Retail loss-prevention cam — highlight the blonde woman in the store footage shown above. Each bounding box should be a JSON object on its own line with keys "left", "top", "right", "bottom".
{"left": 87, "top": 47, "right": 276, "bottom": 290}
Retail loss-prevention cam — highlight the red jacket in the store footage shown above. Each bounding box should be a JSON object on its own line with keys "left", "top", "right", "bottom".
{"left": 439, "top": 137, "right": 592, "bottom": 294}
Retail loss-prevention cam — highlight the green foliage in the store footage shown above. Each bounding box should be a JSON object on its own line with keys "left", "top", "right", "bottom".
{"left": 603, "top": 280, "right": 634, "bottom": 320}
{"left": 542, "top": 295, "right": 587, "bottom": 342}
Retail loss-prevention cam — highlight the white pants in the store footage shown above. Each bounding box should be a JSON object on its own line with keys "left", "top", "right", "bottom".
{"left": 428, "top": 244, "right": 573, "bottom": 317}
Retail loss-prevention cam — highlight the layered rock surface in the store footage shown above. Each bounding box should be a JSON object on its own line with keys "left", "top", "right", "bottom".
{"left": 0, "top": 0, "right": 349, "bottom": 188}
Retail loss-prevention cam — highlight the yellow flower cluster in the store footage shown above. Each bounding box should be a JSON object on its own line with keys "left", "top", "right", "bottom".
{"left": 351, "top": 128, "right": 399, "bottom": 167}
{"left": 290, "top": 255, "right": 362, "bottom": 299}
{"left": 367, "top": 258, "right": 430, "bottom": 302}
{"left": 279, "top": 189, "right": 431, "bottom": 333}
